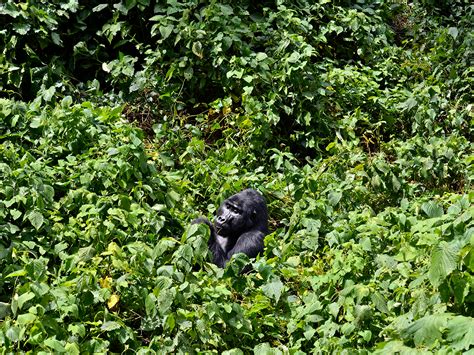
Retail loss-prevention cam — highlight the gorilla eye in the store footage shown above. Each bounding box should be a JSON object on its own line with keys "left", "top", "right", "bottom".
{"left": 227, "top": 203, "right": 240, "bottom": 214}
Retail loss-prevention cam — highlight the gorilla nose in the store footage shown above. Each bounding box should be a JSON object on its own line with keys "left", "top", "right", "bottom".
{"left": 216, "top": 216, "right": 226, "bottom": 224}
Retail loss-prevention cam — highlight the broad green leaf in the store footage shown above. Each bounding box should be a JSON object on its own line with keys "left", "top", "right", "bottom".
{"left": 16, "top": 313, "right": 36, "bottom": 325}
{"left": 107, "top": 147, "right": 119, "bottom": 155}
{"left": 254, "top": 343, "right": 283, "bottom": 355}
{"left": 256, "top": 52, "right": 267, "bottom": 61}
{"left": 447, "top": 316, "right": 474, "bottom": 351}
{"left": 26, "top": 259, "right": 46, "bottom": 279}
{"left": 54, "top": 242, "right": 68, "bottom": 254}
{"left": 145, "top": 293, "right": 156, "bottom": 316}
{"left": 219, "top": 4, "right": 233, "bottom": 16}
{"left": 77, "top": 246, "right": 95, "bottom": 262}
{"left": 164, "top": 313, "right": 176, "bottom": 332}
{"left": 371, "top": 174, "right": 382, "bottom": 188}
{"left": 371, "top": 292, "right": 389, "bottom": 314}
{"left": 402, "top": 314, "right": 448, "bottom": 346}
{"left": 16, "top": 292, "right": 35, "bottom": 310}
{"left": 93, "top": 4, "right": 108, "bottom": 12}
{"left": 43, "top": 185, "right": 55, "bottom": 201}
{"left": 452, "top": 273, "right": 469, "bottom": 304}
{"left": 42, "top": 85, "right": 56, "bottom": 102}
{"left": 391, "top": 174, "right": 401, "bottom": 191}
{"left": 159, "top": 25, "right": 174, "bottom": 40}
{"left": 399, "top": 97, "right": 417, "bottom": 111}
{"left": 0, "top": 244, "right": 9, "bottom": 259}
{"left": 372, "top": 340, "right": 413, "bottom": 353}
{"left": 13, "top": 23, "right": 30, "bottom": 35}
{"left": 51, "top": 32, "right": 62, "bottom": 46}
{"left": 328, "top": 302, "right": 339, "bottom": 318}
{"left": 421, "top": 201, "right": 444, "bottom": 218}
{"left": 0, "top": 302, "right": 11, "bottom": 319}
{"left": 10, "top": 209, "right": 21, "bottom": 220}
{"left": 131, "top": 134, "right": 142, "bottom": 147}
{"left": 448, "top": 27, "right": 459, "bottom": 39}
{"left": 64, "top": 343, "right": 80, "bottom": 355}
{"left": 401, "top": 198, "right": 409, "bottom": 211}
{"left": 166, "top": 190, "right": 180, "bottom": 208}
{"left": 30, "top": 116, "right": 42, "bottom": 128}
{"left": 341, "top": 322, "right": 355, "bottom": 336}
{"left": 44, "top": 337, "right": 66, "bottom": 352}
{"left": 328, "top": 191, "right": 342, "bottom": 206}
{"left": 429, "top": 241, "right": 459, "bottom": 287}
{"left": 102, "top": 62, "right": 111, "bottom": 72}
{"left": 68, "top": 324, "right": 86, "bottom": 337}
{"left": 326, "top": 142, "right": 336, "bottom": 151}
{"left": 5, "top": 327, "right": 20, "bottom": 342}
{"left": 157, "top": 288, "right": 176, "bottom": 315}
{"left": 287, "top": 52, "right": 300, "bottom": 63}
{"left": 28, "top": 211, "right": 44, "bottom": 230}
{"left": 261, "top": 278, "right": 284, "bottom": 303}
{"left": 394, "top": 244, "right": 418, "bottom": 262}
{"left": 101, "top": 321, "right": 121, "bottom": 331}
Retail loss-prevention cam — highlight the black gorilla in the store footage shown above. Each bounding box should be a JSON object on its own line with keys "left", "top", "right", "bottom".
{"left": 192, "top": 189, "right": 269, "bottom": 268}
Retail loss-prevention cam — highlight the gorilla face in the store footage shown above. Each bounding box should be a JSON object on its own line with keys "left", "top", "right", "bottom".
{"left": 214, "top": 189, "right": 265, "bottom": 238}
{"left": 214, "top": 198, "right": 249, "bottom": 237}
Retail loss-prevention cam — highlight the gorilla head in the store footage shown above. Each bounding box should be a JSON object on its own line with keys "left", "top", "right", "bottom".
{"left": 192, "top": 188, "right": 269, "bottom": 268}
{"left": 215, "top": 189, "right": 268, "bottom": 238}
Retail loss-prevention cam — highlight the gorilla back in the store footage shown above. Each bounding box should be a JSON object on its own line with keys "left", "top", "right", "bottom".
{"left": 193, "top": 189, "right": 269, "bottom": 268}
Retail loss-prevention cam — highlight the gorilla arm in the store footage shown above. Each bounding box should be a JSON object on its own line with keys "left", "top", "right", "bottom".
{"left": 192, "top": 217, "right": 227, "bottom": 268}
{"left": 225, "top": 230, "right": 265, "bottom": 264}
{"left": 191, "top": 218, "right": 264, "bottom": 268}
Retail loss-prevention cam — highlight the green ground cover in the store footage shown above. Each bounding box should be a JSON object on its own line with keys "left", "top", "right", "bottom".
{"left": 0, "top": 0, "right": 473, "bottom": 353}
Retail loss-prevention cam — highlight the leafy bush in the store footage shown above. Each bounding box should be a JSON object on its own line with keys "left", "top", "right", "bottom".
{"left": 0, "top": 0, "right": 473, "bottom": 353}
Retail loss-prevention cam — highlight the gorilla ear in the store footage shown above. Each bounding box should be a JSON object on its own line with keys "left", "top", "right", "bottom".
{"left": 250, "top": 209, "right": 257, "bottom": 222}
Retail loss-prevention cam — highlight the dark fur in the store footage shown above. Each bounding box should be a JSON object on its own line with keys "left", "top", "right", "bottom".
{"left": 192, "top": 189, "right": 269, "bottom": 268}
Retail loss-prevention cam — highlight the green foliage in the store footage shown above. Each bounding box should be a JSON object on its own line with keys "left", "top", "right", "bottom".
{"left": 0, "top": 0, "right": 473, "bottom": 353}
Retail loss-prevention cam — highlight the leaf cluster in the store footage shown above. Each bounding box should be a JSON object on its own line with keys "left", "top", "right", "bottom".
{"left": 0, "top": 0, "right": 473, "bottom": 353}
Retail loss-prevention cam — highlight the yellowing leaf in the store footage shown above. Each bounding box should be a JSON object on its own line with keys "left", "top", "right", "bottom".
{"left": 102, "top": 62, "right": 110, "bottom": 72}
{"left": 107, "top": 294, "right": 120, "bottom": 310}
{"left": 99, "top": 276, "right": 112, "bottom": 289}
{"left": 107, "top": 242, "right": 120, "bottom": 254}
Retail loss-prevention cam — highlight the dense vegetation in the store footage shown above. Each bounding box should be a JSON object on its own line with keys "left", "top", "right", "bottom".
{"left": 0, "top": 0, "right": 473, "bottom": 353}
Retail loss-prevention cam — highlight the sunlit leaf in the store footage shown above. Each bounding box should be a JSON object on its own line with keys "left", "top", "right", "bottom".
{"left": 160, "top": 25, "right": 174, "bottom": 40}
{"left": 447, "top": 316, "right": 474, "bottom": 351}
{"left": 28, "top": 211, "right": 44, "bottom": 230}
{"left": 107, "top": 294, "right": 120, "bottom": 310}
{"left": 402, "top": 314, "right": 448, "bottom": 347}
{"left": 328, "top": 191, "right": 342, "bottom": 206}
{"left": 422, "top": 201, "right": 444, "bottom": 218}
{"left": 448, "top": 27, "right": 459, "bottom": 39}
{"left": 429, "top": 241, "right": 459, "bottom": 287}
{"left": 261, "top": 278, "right": 284, "bottom": 303}
{"left": 101, "top": 321, "right": 121, "bottom": 331}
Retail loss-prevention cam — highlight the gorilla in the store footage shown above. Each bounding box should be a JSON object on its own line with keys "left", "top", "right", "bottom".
{"left": 192, "top": 188, "right": 269, "bottom": 268}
